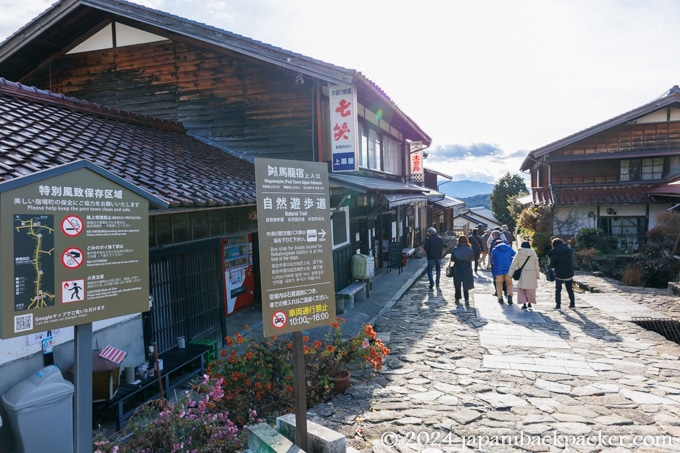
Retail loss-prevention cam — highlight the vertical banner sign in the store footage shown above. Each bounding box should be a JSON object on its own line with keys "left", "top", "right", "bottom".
{"left": 410, "top": 141, "right": 424, "bottom": 183}
{"left": 255, "top": 158, "right": 336, "bottom": 337}
{"left": 0, "top": 163, "right": 152, "bottom": 339}
{"left": 329, "top": 84, "right": 359, "bottom": 172}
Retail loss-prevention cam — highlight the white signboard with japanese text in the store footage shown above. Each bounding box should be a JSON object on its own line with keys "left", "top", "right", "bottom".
{"left": 410, "top": 141, "right": 424, "bottom": 183}
{"left": 0, "top": 162, "right": 153, "bottom": 339}
{"left": 329, "top": 84, "right": 359, "bottom": 172}
{"left": 255, "top": 158, "right": 336, "bottom": 337}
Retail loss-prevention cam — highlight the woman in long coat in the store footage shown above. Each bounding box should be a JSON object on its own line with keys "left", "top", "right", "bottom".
{"left": 508, "top": 240, "right": 541, "bottom": 310}
{"left": 448, "top": 235, "right": 475, "bottom": 304}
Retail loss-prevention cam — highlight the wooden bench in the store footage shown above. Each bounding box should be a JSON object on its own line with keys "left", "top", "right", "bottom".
{"left": 336, "top": 281, "right": 369, "bottom": 312}
{"left": 102, "top": 342, "right": 211, "bottom": 430}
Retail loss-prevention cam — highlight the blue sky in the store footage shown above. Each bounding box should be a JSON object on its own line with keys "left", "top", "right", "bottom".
{"left": 3, "top": 0, "right": 680, "bottom": 183}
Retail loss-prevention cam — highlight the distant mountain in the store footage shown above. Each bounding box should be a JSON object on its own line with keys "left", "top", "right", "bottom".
{"left": 437, "top": 180, "right": 494, "bottom": 199}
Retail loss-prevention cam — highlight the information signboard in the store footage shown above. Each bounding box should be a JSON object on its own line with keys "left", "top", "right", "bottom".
{"left": 388, "top": 241, "right": 403, "bottom": 273}
{"left": 0, "top": 161, "right": 164, "bottom": 339}
{"left": 255, "top": 158, "right": 336, "bottom": 337}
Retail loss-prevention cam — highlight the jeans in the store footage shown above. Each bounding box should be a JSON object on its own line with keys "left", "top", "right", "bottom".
{"left": 427, "top": 259, "right": 441, "bottom": 286}
{"left": 555, "top": 279, "right": 575, "bottom": 306}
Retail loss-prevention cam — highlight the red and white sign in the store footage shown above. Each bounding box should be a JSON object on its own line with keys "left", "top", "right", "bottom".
{"left": 410, "top": 141, "right": 424, "bottom": 183}
{"left": 272, "top": 311, "right": 287, "bottom": 329}
{"left": 329, "top": 84, "right": 358, "bottom": 172}
{"left": 61, "top": 214, "right": 84, "bottom": 237}
{"left": 62, "top": 247, "right": 84, "bottom": 269}
{"left": 62, "top": 279, "right": 85, "bottom": 303}
{"left": 99, "top": 344, "right": 127, "bottom": 364}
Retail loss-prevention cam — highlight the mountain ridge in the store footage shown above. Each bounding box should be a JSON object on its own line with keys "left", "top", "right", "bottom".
{"left": 437, "top": 180, "right": 494, "bottom": 199}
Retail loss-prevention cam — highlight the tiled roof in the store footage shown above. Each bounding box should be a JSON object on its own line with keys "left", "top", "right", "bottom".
{"left": 649, "top": 176, "right": 680, "bottom": 197}
{"left": 533, "top": 185, "right": 656, "bottom": 205}
{"left": 0, "top": 78, "right": 256, "bottom": 209}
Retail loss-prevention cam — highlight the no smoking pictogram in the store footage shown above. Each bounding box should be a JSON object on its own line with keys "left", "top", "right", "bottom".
{"left": 272, "top": 311, "right": 287, "bottom": 329}
{"left": 61, "top": 214, "right": 84, "bottom": 237}
{"left": 62, "top": 247, "right": 84, "bottom": 269}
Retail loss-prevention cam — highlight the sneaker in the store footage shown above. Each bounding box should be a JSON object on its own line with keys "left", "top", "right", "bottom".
{"left": 507, "top": 296, "right": 513, "bottom": 305}
{"left": 521, "top": 304, "right": 527, "bottom": 310}
{"left": 569, "top": 303, "right": 575, "bottom": 308}
{"left": 555, "top": 305, "right": 561, "bottom": 310}
{"left": 429, "top": 284, "right": 434, "bottom": 289}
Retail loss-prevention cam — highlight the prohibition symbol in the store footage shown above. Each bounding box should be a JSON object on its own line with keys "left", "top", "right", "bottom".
{"left": 62, "top": 247, "right": 84, "bottom": 269}
{"left": 61, "top": 214, "right": 84, "bottom": 237}
{"left": 272, "top": 311, "right": 287, "bottom": 329}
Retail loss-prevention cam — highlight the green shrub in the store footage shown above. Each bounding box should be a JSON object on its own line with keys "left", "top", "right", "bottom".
{"left": 530, "top": 232, "right": 553, "bottom": 263}
{"left": 576, "top": 228, "right": 618, "bottom": 254}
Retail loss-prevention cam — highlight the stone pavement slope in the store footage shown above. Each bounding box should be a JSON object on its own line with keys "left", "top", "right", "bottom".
{"left": 308, "top": 261, "right": 680, "bottom": 453}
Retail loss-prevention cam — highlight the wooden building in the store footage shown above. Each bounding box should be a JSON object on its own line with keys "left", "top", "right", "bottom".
{"left": 521, "top": 86, "right": 680, "bottom": 250}
{"left": 0, "top": 0, "right": 433, "bottom": 354}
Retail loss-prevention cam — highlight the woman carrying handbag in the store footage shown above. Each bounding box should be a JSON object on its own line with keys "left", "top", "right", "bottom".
{"left": 508, "top": 240, "right": 540, "bottom": 310}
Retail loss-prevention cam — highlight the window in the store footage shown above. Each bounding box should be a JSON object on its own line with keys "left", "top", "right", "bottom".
{"left": 620, "top": 157, "right": 663, "bottom": 181}
{"left": 331, "top": 207, "right": 350, "bottom": 249}
{"left": 358, "top": 123, "right": 382, "bottom": 171}
{"left": 382, "top": 135, "right": 402, "bottom": 175}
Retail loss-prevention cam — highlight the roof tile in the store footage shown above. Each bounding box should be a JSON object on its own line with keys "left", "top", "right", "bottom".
{"left": 0, "top": 79, "right": 256, "bottom": 208}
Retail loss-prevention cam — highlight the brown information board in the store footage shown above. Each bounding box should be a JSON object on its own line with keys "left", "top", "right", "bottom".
{"left": 0, "top": 161, "right": 165, "bottom": 339}
{"left": 255, "top": 158, "right": 336, "bottom": 337}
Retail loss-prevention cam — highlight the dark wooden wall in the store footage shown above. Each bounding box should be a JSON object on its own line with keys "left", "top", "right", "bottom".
{"left": 556, "top": 122, "right": 680, "bottom": 157}
{"left": 23, "top": 40, "right": 317, "bottom": 162}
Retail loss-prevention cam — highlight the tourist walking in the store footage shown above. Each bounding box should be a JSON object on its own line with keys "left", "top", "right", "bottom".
{"left": 547, "top": 237, "right": 576, "bottom": 309}
{"left": 480, "top": 228, "right": 491, "bottom": 268}
{"left": 468, "top": 228, "right": 484, "bottom": 274}
{"left": 490, "top": 238, "right": 516, "bottom": 304}
{"left": 423, "top": 227, "right": 444, "bottom": 289}
{"left": 508, "top": 240, "right": 540, "bottom": 310}
{"left": 449, "top": 235, "right": 475, "bottom": 304}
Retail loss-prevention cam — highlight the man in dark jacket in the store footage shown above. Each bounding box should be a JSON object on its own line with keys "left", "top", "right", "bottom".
{"left": 547, "top": 237, "right": 575, "bottom": 309}
{"left": 423, "top": 227, "right": 444, "bottom": 289}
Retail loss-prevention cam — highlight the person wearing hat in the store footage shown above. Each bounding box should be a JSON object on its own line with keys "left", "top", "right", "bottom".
{"left": 423, "top": 226, "right": 444, "bottom": 289}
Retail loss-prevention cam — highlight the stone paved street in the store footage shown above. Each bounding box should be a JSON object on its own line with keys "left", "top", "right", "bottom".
{"left": 310, "top": 263, "right": 680, "bottom": 452}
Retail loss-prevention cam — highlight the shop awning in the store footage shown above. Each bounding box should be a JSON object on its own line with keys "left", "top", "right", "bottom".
{"left": 329, "top": 173, "right": 441, "bottom": 208}
{"left": 432, "top": 195, "right": 465, "bottom": 209}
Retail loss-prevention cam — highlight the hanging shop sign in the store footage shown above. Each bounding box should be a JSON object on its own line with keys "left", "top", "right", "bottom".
{"left": 329, "top": 84, "right": 359, "bottom": 172}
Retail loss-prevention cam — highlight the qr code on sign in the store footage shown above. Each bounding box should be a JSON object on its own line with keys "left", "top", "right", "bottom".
{"left": 14, "top": 313, "right": 33, "bottom": 333}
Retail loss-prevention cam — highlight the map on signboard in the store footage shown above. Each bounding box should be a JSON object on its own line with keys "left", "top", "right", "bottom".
{"left": 13, "top": 215, "right": 55, "bottom": 311}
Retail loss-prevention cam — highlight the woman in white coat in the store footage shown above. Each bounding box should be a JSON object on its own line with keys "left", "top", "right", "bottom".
{"left": 508, "top": 240, "right": 541, "bottom": 310}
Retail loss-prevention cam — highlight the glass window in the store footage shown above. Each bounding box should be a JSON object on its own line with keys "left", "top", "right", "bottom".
{"left": 621, "top": 158, "right": 664, "bottom": 181}
{"left": 383, "top": 135, "right": 402, "bottom": 175}
{"left": 332, "top": 207, "right": 350, "bottom": 249}
{"left": 368, "top": 128, "right": 381, "bottom": 171}
{"left": 358, "top": 123, "right": 369, "bottom": 168}
{"left": 670, "top": 156, "right": 680, "bottom": 178}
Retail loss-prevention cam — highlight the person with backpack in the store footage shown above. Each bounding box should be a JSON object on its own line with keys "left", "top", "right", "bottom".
{"left": 501, "top": 225, "right": 515, "bottom": 248}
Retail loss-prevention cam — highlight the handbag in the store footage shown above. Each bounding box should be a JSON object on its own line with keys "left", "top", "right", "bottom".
{"left": 446, "top": 265, "right": 454, "bottom": 278}
{"left": 512, "top": 256, "right": 530, "bottom": 281}
{"left": 545, "top": 268, "right": 555, "bottom": 282}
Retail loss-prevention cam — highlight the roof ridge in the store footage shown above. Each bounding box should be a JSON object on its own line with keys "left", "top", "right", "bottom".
{"left": 0, "top": 77, "right": 185, "bottom": 132}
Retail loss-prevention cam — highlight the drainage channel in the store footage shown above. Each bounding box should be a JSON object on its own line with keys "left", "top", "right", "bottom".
{"left": 631, "top": 317, "right": 680, "bottom": 344}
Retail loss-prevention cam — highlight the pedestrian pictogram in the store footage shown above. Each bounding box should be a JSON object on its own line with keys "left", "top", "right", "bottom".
{"left": 272, "top": 311, "right": 287, "bottom": 329}
{"left": 62, "top": 247, "right": 84, "bottom": 269}
{"left": 61, "top": 215, "right": 84, "bottom": 237}
{"left": 62, "top": 279, "right": 85, "bottom": 303}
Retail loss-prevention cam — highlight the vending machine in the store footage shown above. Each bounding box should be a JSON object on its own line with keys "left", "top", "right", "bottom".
{"left": 222, "top": 234, "right": 254, "bottom": 316}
